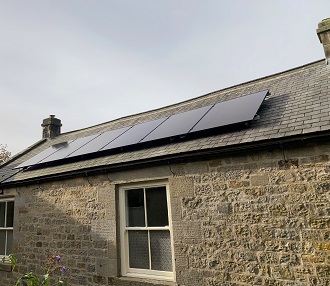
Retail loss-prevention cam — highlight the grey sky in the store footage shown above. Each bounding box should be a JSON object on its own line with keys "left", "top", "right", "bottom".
{"left": 1, "top": 0, "right": 329, "bottom": 155}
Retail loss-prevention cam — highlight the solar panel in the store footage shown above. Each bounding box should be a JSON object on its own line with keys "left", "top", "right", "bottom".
{"left": 100, "top": 117, "right": 167, "bottom": 151}
{"left": 190, "top": 90, "right": 268, "bottom": 132}
{"left": 15, "top": 90, "right": 269, "bottom": 169}
{"left": 15, "top": 141, "right": 71, "bottom": 168}
{"left": 37, "top": 134, "right": 101, "bottom": 164}
{"left": 67, "top": 126, "right": 131, "bottom": 158}
{"left": 141, "top": 105, "right": 213, "bottom": 143}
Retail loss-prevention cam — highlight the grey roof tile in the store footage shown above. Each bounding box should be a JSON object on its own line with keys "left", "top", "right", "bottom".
{"left": 302, "top": 126, "right": 322, "bottom": 133}
{"left": 304, "top": 118, "right": 322, "bottom": 124}
{"left": 2, "top": 60, "right": 330, "bottom": 184}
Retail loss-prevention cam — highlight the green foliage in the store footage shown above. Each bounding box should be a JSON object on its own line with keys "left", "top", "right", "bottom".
{"left": 1, "top": 254, "right": 17, "bottom": 270}
{"left": 16, "top": 272, "right": 45, "bottom": 286}
{"left": 3, "top": 254, "right": 67, "bottom": 286}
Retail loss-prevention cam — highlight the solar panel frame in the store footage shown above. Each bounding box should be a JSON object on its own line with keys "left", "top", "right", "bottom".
{"left": 100, "top": 117, "right": 168, "bottom": 151}
{"left": 140, "top": 105, "right": 213, "bottom": 143}
{"left": 67, "top": 126, "right": 131, "bottom": 158}
{"left": 37, "top": 133, "right": 101, "bottom": 164}
{"left": 15, "top": 141, "right": 72, "bottom": 169}
{"left": 15, "top": 90, "right": 269, "bottom": 169}
{"left": 190, "top": 90, "right": 268, "bottom": 133}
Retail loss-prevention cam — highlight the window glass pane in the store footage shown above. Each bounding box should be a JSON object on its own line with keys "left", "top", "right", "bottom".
{"left": 128, "top": 230, "right": 149, "bottom": 269}
{"left": 0, "top": 231, "right": 5, "bottom": 255}
{"left": 146, "top": 187, "right": 169, "bottom": 227}
{"left": 126, "top": 189, "right": 145, "bottom": 227}
{"left": 0, "top": 202, "right": 5, "bottom": 227}
{"left": 6, "top": 231, "right": 13, "bottom": 255}
{"left": 6, "top": 201, "right": 14, "bottom": 227}
{"left": 150, "top": 230, "right": 172, "bottom": 271}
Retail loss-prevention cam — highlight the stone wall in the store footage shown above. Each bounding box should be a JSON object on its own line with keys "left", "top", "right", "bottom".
{"left": 0, "top": 140, "right": 329, "bottom": 286}
{"left": 0, "top": 176, "right": 117, "bottom": 285}
{"left": 170, "top": 141, "right": 330, "bottom": 286}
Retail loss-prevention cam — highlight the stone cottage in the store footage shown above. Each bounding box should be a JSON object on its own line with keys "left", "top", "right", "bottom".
{"left": 0, "top": 19, "right": 330, "bottom": 286}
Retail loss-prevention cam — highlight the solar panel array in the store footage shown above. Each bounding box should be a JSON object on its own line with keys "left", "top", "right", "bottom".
{"left": 16, "top": 90, "right": 269, "bottom": 169}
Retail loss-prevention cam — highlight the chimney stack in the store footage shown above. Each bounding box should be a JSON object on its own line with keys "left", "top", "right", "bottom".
{"left": 41, "top": 115, "right": 62, "bottom": 139}
{"left": 317, "top": 18, "right": 330, "bottom": 64}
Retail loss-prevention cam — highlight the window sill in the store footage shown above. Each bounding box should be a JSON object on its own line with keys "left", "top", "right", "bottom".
{"left": 0, "top": 261, "right": 12, "bottom": 272}
{"left": 114, "top": 276, "right": 177, "bottom": 286}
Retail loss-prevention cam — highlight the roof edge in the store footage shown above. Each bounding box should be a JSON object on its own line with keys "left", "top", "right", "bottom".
{"left": 2, "top": 129, "right": 329, "bottom": 188}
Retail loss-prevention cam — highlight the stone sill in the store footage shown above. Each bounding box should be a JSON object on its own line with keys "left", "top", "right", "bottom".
{"left": 114, "top": 276, "right": 177, "bottom": 286}
{"left": 0, "top": 261, "right": 12, "bottom": 272}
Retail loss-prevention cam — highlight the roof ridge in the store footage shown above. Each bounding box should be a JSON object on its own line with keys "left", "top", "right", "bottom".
{"left": 60, "top": 58, "right": 324, "bottom": 136}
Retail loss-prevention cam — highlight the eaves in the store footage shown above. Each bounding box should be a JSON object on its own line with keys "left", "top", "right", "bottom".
{"left": 1, "top": 129, "right": 329, "bottom": 188}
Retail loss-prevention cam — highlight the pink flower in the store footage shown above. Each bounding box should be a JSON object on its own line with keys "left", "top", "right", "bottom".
{"left": 59, "top": 265, "right": 67, "bottom": 273}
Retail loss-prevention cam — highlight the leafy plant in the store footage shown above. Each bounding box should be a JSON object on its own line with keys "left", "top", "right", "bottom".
{"left": 0, "top": 144, "right": 11, "bottom": 164}
{"left": 2, "top": 254, "right": 67, "bottom": 286}
{"left": 1, "top": 254, "right": 17, "bottom": 270}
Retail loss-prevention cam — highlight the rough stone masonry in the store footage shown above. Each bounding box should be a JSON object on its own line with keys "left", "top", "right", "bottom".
{"left": 0, "top": 139, "right": 329, "bottom": 286}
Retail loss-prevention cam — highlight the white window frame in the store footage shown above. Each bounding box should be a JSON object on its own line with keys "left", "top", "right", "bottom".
{"left": 119, "top": 181, "right": 175, "bottom": 281}
{"left": 0, "top": 198, "right": 14, "bottom": 259}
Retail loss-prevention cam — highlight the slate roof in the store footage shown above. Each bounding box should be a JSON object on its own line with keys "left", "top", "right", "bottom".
{"left": 1, "top": 59, "right": 330, "bottom": 186}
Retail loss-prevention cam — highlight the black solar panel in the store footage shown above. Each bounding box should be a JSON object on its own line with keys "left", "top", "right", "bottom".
{"left": 141, "top": 105, "right": 212, "bottom": 143}
{"left": 190, "top": 90, "right": 268, "bottom": 132}
{"left": 15, "top": 141, "right": 71, "bottom": 168}
{"left": 68, "top": 126, "right": 131, "bottom": 157}
{"left": 100, "top": 117, "right": 167, "bottom": 151}
{"left": 38, "top": 134, "right": 100, "bottom": 164}
{"left": 15, "top": 90, "right": 268, "bottom": 169}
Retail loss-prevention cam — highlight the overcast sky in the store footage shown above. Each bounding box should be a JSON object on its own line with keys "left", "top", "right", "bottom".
{"left": 1, "top": 1, "right": 329, "bottom": 155}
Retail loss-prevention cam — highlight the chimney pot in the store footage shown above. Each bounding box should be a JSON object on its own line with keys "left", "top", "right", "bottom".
{"left": 41, "top": 115, "right": 62, "bottom": 139}
{"left": 317, "top": 18, "right": 330, "bottom": 64}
